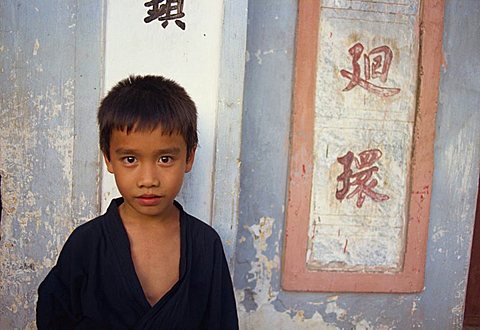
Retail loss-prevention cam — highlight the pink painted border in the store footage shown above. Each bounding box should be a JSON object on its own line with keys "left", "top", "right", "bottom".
{"left": 282, "top": 0, "right": 445, "bottom": 293}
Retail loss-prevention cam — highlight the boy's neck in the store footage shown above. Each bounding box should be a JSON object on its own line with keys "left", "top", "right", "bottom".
{"left": 118, "top": 202, "right": 180, "bottom": 229}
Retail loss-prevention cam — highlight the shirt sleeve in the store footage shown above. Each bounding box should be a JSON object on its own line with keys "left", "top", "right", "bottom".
{"left": 201, "top": 237, "right": 239, "bottom": 330}
{"left": 36, "top": 233, "right": 86, "bottom": 329}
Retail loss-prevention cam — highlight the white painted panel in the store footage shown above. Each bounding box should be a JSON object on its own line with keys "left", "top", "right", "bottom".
{"left": 308, "top": 1, "right": 420, "bottom": 272}
{"left": 101, "top": 0, "right": 225, "bottom": 223}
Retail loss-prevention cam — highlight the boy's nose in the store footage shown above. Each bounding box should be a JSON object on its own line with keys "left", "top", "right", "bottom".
{"left": 137, "top": 164, "right": 160, "bottom": 188}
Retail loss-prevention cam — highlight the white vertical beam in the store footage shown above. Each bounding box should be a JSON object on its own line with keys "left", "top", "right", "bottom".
{"left": 211, "top": 1, "right": 248, "bottom": 268}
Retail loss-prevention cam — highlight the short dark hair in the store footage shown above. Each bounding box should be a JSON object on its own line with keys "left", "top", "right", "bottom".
{"left": 98, "top": 75, "right": 198, "bottom": 160}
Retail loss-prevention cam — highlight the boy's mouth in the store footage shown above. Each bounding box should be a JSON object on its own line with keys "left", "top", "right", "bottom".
{"left": 136, "top": 194, "right": 162, "bottom": 206}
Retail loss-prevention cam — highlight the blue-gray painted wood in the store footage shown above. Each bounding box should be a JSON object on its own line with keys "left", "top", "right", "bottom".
{"left": 420, "top": 0, "right": 480, "bottom": 327}
{"left": 236, "top": 0, "right": 299, "bottom": 314}
{"left": 0, "top": 1, "right": 103, "bottom": 328}
{"left": 235, "top": 0, "right": 480, "bottom": 328}
{"left": 72, "top": 1, "right": 105, "bottom": 224}
{"left": 211, "top": 0, "right": 248, "bottom": 269}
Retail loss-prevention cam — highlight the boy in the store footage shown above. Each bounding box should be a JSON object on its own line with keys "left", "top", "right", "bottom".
{"left": 37, "top": 75, "right": 239, "bottom": 329}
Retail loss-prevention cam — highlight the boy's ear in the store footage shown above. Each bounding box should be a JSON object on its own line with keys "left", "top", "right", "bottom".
{"left": 103, "top": 153, "right": 114, "bottom": 173}
{"left": 185, "top": 146, "right": 196, "bottom": 173}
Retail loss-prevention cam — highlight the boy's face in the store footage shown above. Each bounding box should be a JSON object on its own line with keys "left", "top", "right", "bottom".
{"left": 104, "top": 126, "right": 195, "bottom": 222}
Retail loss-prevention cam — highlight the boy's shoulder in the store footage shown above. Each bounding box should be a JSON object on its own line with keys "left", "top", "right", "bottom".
{"left": 72, "top": 214, "right": 105, "bottom": 235}
{"left": 65, "top": 198, "right": 122, "bottom": 244}
{"left": 59, "top": 214, "right": 107, "bottom": 255}
{"left": 179, "top": 204, "right": 222, "bottom": 244}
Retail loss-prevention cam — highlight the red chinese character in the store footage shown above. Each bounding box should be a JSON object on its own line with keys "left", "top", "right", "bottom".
{"left": 340, "top": 42, "right": 400, "bottom": 97}
{"left": 144, "top": 0, "right": 186, "bottom": 30}
{"left": 336, "top": 149, "right": 390, "bottom": 208}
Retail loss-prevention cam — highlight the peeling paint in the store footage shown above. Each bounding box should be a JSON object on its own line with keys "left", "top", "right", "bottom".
{"left": 410, "top": 297, "right": 421, "bottom": 316}
{"left": 0, "top": 0, "right": 478, "bottom": 328}
{"left": 254, "top": 49, "right": 262, "bottom": 65}
{"left": 0, "top": 2, "right": 101, "bottom": 326}
{"left": 325, "top": 301, "right": 347, "bottom": 321}
{"left": 243, "top": 217, "right": 280, "bottom": 306}
{"left": 432, "top": 226, "right": 448, "bottom": 242}
{"left": 33, "top": 38, "right": 40, "bottom": 56}
{"left": 237, "top": 216, "right": 355, "bottom": 328}
{"left": 354, "top": 319, "right": 373, "bottom": 329}
{"left": 238, "top": 1, "right": 480, "bottom": 329}
{"left": 239, "top": 303, "right": 338, "bottom": 330}
{"left": 253, "top": 49, "right": 275, "bottom": 65}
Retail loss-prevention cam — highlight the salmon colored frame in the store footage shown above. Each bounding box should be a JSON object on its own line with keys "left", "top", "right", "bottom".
{"left": 282, "top": 0, "right": 445, "bottom": 293}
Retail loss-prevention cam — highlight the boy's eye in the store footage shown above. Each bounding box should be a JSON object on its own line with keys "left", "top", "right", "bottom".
{"left": 122, "top": 156, "right": 136, "bottom": 164}
{"left": 159, "top": 156, "right": 172, "bottom": 164}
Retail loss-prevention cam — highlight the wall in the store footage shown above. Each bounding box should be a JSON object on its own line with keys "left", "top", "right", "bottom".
{"left": 0, "top": 0, "right": 478, "bottom": 329}
{"left": 235, "top": 0, "right": 480, "bottom": 328}
{"left": 0, "top": 1, "right": 103, "bottom": 328}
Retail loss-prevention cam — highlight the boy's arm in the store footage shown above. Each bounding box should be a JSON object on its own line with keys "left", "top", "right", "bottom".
{"left": 37, "top": 268, "right": 78, "bottom": 329}
{"left": 36, "top": 234, "right": 85, "bottom": 329}
{"left": 218, "top": 249, "right": 239, "bottom": 329}
{"left": 202, "top": 237, "right": 239, "bottom": 330}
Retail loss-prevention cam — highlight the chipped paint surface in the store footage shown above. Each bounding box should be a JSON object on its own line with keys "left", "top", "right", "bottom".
{"left": 0, "top": 1, "right": 102, "bottom": 328}
{"left": 235, "top": 215, "right": 395, "bottom": 329}
{"left": 240, "top": 303, "right": 338, "bottom": 330}
{"left": 0, "top": 71, "right": 79, "bottom": 323}
{"left": 0, "top": 0, "right": 479, "bottom": 329}
{"left": 237, "top": 0, "right": 479, "bottom": 329}
{"left": 240, "top": 217, "right": 280, "bottom": 307}
{"left": 0, "top": 79, "right": 76, "bottom": 327}
{"left": 237, "top": 217, "right": 339, "bottom": 329}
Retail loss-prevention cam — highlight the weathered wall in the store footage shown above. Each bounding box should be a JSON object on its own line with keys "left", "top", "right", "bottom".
{"left": 235, "top": 0, "right": 480, "bottom": 328}
{"left": 0, "top": 1, "right": 103, "bottom": 328}
{"left": 0, "top": 0, "right": 479, "bottom": 329}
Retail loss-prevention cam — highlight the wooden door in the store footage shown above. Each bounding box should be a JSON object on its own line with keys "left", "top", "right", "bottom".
{"left": 464, "top": 176, "right": 480, "bottom": 326}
